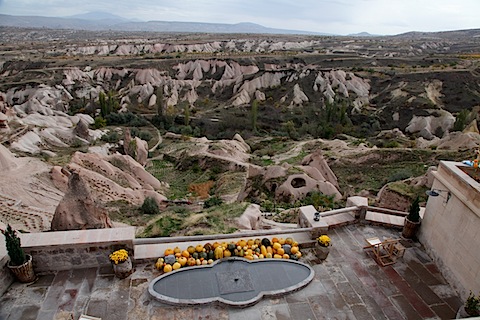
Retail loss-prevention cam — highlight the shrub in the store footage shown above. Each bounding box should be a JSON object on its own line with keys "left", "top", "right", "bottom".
{"left": 141, "top": 197, "right": 160, "bottom": 215}
{"left": 204, "top": 196, "right": 223, "bottom": 208}
{"left": 1, "top": 224, "right": 26, "bottom": 266}
{"left": 101, "top": 131, "right": 120, "bottom": 143}
{"left": 407, "top": 196, "right": 421, "bottom": 223}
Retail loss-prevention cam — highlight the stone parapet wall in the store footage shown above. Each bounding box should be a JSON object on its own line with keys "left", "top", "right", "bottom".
{"left": 18, "top": 227, "right": 135, "bottom": 273}
{"left": 419, "top": 161, "right": 480, "bottom": 300}
{"left": 0, "top": 256, "right": 14, "bottom": 296}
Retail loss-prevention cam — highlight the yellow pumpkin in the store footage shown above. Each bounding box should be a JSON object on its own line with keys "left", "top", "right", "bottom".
{"left": 212, "top": 242, "right": 221, "bottom": 249}
{"left": 258, "top": 254, "right": 265, "bottom": 259}
{"left": 182, "top": 250, "right": 190, "bottom": 258}
{"left": 272, "top": 237, "right": 279, "bottom": 243}
{"left": 247, "top": 239, "right": 255, "bottom": 247}
{"left": 178, "top": 257, "right": 187, "bottom": 266}
{"left": 195, "top": 244, "right": 204, "bottom": 252}
{"left": 163, "top": 264, "right": 173, "bottom": 273}
{"left": 296, "top": 252, "right": 302, "bottom": 258}
{"left": 290, "top": 246, "right": 299, "bottom": 254}
{"left": 187, "top": 246, "right": 196, "bottom": 254}
{"left": 278, "top": 238, "right": 286, "bottom": 245}
{"left": 283, "top": 254, "right": 290, "bottom": 259}
{"left": 164, "top": 248, "right": 174, "bottom": 256}
{"left": 174, "top": 246, "right": 181, "bottom": 254}
{"left": 172, "top": 262, "right": 181, "bottom": 270}
{"left": 273, "top": 242, "right": 282, "bottom": 250}
{"left": 273, "top": 254, "right": 283, "bottom": 259}
{"left": 276, "top": 248, "right": 285, "bottom": 256}
{"left": 285, "top": 237, "right": 294, "bottom": 245}
{"left": 187, "top": 257, "right": 196, "bottom": 266}
{"left": 223, "top": 249, "right": 232, "bottom": 258}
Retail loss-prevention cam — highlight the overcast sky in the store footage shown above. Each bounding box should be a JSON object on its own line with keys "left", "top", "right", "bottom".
{"left": 0, "top": 0, "right": 479, "bottom": 35}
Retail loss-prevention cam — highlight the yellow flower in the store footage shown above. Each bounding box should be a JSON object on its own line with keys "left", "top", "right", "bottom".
{"left": 109, "top": 249, "right": 129, "bottom": 264}
{"left": 317, "top": 235, "right": 331, "bottom": 247}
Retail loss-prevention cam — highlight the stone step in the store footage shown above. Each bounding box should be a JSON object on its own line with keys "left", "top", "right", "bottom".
{"left": 321, "top": 212, "right": 356, "bottom": 229}
{"left": 133, "top": 231, "right": 315, "bottom": 262}
{"left": 365, "top": 211, "right": 405, "bottom": 227}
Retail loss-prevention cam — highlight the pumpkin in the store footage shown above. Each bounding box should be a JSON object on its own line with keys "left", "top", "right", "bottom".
{"left": 296, "top": 252, "right": 302, "bottom": 258}
{"left": 192, "top": 252, "right": 199, "bottom": 260}
{"left": 261, "top": 238, "right": 271, "bottom": 247}
{"left": 283, "top": 254, "right": 290, "bottom": 259}
{"left": 163, "top": 264, "right": 173, "bottom": 273}
{"left": 195, "top": 244, "right": 204, "bottom": 253}
{"left": 223, "top": 249, "right": 232, "bottom": 258}
{"left": 173, "top": 246, "right": 181, "bottom": 254}
{"left": 155, "top": 258, "right": 164, "bottom": 270}
{"left": 266, "top": 253, "right": 273, "bottom": 259}
{"left": 247, "top": 239, "right": 255, "bottom": 247}
{"left": 214, "top": 246, "right": 224, "bottom": 259}
{"left": 196, "top": 259, "right": 202, "bottom": 266}
{"left": 245, "top": 249, "right": 253, "bottom": 256}
{"left": 164, "top": 254, "right": 176, "bottom": 265}
{"left": 182, "top": 250, "right": 190, "bottom": 258}
{"left": 164, "top": 248, "right": 174, "bottom": 256}
{"left": 177, "top": 257, "right": 187, "bottom": 266}
{"left": 254, "top": 238, "right": 262, "bottom": 246}
{"left": 258, "top": 254, "right": 265, "bottom": 259}
{"left": 266, "top": 246, "right": 273, "bottom": 254}
{"left": 238, "top": 249, "right": 245, "bottom": 257}
{"left": 283, "top": 244, "right": 292, "bottom": 254}
{"left": 290, "top": 246, "right": 299, "bottom": 254}
{"left": 278, "top": 238, "right": 286, "bottom": 245}
{"left": 202, "top": 260, "right": 208, "bottom": 265}
{"left": 212, "top": 242, "right": 221, "bottom": 249}
{"left": 276, "top": 248, "right": 285, "bottom": 256}
{"left": 207, "top": 251, "right": 215, "bottom": 260}
{"left": 204, "top": 243, "right": 213, "bottom": 252}
{"left": 227, "top": 243, "right": 236, "bottom": 251}
{"left": 273, "top": 254, "right": 283, "bottom": 259}
{"left": 238, "top": 239, "right": 247, "bottom": 247}
{"left": 199, "top": 252, "right": 208, "bottom": 260}
{"left": 175, "top": 252, "right": 182, "bottom": 258}
{"left": 292, "top": 241, "right": 299, "bottom": 247}
{"left": 273, "top": 242, "right": 282, "bottom": 250}
{"left": 207, "top": 259, "right": 214, "bottom": 264}
{"left": 271, "top": 237, "right": 279, "bottom": 243}
{"left": 285, "top": 237, "right": 294, "bottom": 245}
{"left": 172, "top": 262, "right": 181, "bottom": 270}
{"left": 244, "top": 255, "right": 254, "bottom": 260}
{"left": 260, "top": 245, "right": 268, "bottom": 256}
{"left": 187, "top": 257, "right": 196, "bottom": 266}
{"left": 187, "top": 246, "right": 196, "bottom": 254}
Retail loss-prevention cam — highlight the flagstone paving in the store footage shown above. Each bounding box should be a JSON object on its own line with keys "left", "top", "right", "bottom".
{"left": 0, "top": 225, "right": 463, "bottom": 320}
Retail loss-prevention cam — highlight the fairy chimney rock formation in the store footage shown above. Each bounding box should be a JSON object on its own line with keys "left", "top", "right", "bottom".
{"left": 51, "top": 171, "right": 112, "bottom": 231}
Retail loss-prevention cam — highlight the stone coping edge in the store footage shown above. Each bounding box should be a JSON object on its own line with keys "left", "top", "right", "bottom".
{"left": 148, "top": 257, "right": 315, "bottom": 308}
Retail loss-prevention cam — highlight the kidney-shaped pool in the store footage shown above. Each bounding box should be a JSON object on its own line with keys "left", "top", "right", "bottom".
{"left": 148, "top": 257, "right": 314, "bottom": 307}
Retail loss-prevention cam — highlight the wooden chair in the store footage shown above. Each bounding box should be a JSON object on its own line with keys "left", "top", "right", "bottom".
{"left": 363, "top": 237, "right": 404, "bottom": 266}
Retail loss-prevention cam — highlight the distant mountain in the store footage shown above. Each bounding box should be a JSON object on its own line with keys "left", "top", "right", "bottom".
{"left": 0, "top": 13, "right": 333, "bottom": 35}
{"left": 66, "top": 11, "right": 130, "bottom": 22}
{"left": 394, "top": 28, "right": 480, "bottom": 39}
{"left": 347, "top": 32, "right": 381, "bottom": 37}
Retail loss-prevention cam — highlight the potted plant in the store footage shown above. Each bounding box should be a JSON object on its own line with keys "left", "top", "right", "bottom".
{"left": 402, "top": 196, "right": 421, "bottom": 239}
{"left": 1, "top": 224, "right": 36, "bottom": 283}
{"left": 464, "top": 291, "right": 480, "bottom": 316}
{"left": 315, "top": 235, "right": 331, "bottom": 260}
{"left": 109, "top": 249, "right": 133, "bottom": 279}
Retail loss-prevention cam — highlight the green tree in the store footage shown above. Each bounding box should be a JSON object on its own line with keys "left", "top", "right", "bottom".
{"left": 453, "top": 109, "right": 471, "bottom": 132}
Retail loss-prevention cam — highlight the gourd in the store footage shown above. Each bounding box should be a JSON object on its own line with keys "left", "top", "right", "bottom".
{"left": 199, "top": 252, "right": 208, "bottom": 260}
{"left": 214, "top": 246, "right": 224, "bottom": 259}
{"left": 182, "top": 250, "right": 190, "bottom": 258}
{"left": 155, "top": 258, "right": 164, "bottom": 270}
{"left": 261, "top": 238, "right": 271, "bottom": 247}
{"left": 273, "top": 254, "right": 283, "bottom": 259}
{"left": 238, "top": 240, "right": 247, "bottom": 247}
{"left": 290, "top": 254, "right": 298, "bottom": 261}
{"left": 207, "top": 251, "right": 215, "bottom": 260}
{"left": 266, "top": 246, "right": 273, "bottom": 254}
{"left": 204, "top": 243, "right": 213, "bottom": 252}
{"left": 195, "top": 259, "right": 201, "bottom": 266}
{"left": 164, "top": 248, "right": 174, "bottom": 256}
{"left": 202, "top": 260, "right": 208, "bottom": 265}
{"left": 195, "top": 244, "right": 204, "bottom": 253}
{"left": 282, "top": 254, "right": 290, "bottom": 259}
{"left": 260, "top": 245, "right": 267, "bottom": 256}
{"left": 207, "top": 259, "right": 214, "bottom": 264}
{"left": 172, "top": 262, "right": 181, "bottom": 270}
{"left": 187, "top": 246, "right": 196, "bottom": 254}
{"left": 278, "top": 238, "right": 286, "bottom": 245}
{"left": 187, "top": 257, "right": 196, "bottom": 266}
{"left": 285, "top": 237, "right": 294, "bottom": 245}
{"left": 164, "top": 254, "right": 176, "bottom": 265}
{"left": 266, "top": 253, "right": 273, "bottom": 259}
{"left": 173, "top": 247, "right": 181, "bottom": 254}
{"left": 247, "top": 239, "right": 255, "bottom": 246}
{"left": 223, "top": 249, "right": 232, "bottom": 258}
{"left": 290, "top": 246, "right": 299, "bottom": 254}
{"left": 227, "top": 243, "right": 236, "bottom": 251}
{"left": 254, "top": 238, "right": 262, "bottom": 246}
{"left": 177, "top": 257, "right": 187, "bottom": 266}
{"left": 273, "top": 242, "right": 282, "bottom": 250}
{"left": 282, "top": 244, "right": 292, "bottom": 254}
{"left": 192, "top": 252, "right": 199, "bottom": 260}
{"left": 276, "top": 248, "right": 285, "bottom": 256}
{"left": 163, "top": 264, "right": 173, "bottom": 273}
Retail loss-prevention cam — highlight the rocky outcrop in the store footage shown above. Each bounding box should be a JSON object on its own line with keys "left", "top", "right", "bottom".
{"left": 51, "top": 171, "right": 113, "bottom": 231}
{"left": 235, "top": 204, "right": 263, "bottom": 230}
{"left": 50, "top": 151, "right": 168, "bottom": 230}
{"left": 406, "top": 109, "right": 455, "bottom": 139}
{"left": 239, "top": 152, "right": 342, "bottom": 204}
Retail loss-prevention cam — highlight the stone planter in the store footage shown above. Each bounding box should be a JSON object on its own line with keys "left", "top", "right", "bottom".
{"left": 315, "top": 244, "right": 330, "bottom": 260}
{"left": 113, "top": 257, "right": 133, "bottom": 279}
{"left": 8, "top": 254, "right": 36, "bottom": 283}
{"left": 402, "top": 217, "right": 420, "bottom": 239}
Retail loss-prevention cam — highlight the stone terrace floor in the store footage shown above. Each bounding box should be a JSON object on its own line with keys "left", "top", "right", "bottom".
{"left": 0, "top": 225, "right": 464, "bottom": 320}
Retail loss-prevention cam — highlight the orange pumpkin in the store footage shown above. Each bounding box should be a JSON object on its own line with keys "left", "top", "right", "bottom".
{"left": 164, "top": 248, "right": 174, "bottom": 256}
{"left": 163, "top": 264, "right": 173, "bottom": 273}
